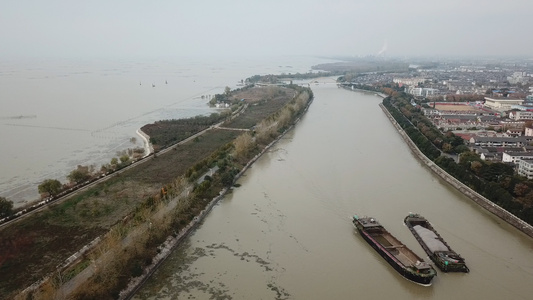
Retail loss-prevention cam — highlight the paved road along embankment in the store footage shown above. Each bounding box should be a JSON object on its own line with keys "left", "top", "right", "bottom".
{"left": 379, "top": 103, "right": 533, "bottom": 238}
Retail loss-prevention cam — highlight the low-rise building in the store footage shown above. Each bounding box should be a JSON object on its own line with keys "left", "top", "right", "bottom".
{"left": 502, "top": 151, "right": 533, "bottom": 164}
{"left": 506, "top": 129, "right": 523, "bottom": 137}
{"left": 407, "top": 87, "right": 439, "bottom": 97}
{"left": 508, "top": 110, "right": 533, "bottom": 120}
{"left": 474, "top": 147, "right": 503, "bottom": 161}
{"left": 480, "top": 152, "right": 502, "bottom": 161}
{"left": 518, "top": 159, "right": 533, "bottom": 179}
{"left": 484, "top": 97, "right": 524, "bottom": 111}
{"left": 470, "top": 136, "right": 533, "bottom": 147}
{"left": 499, "top": 119, "right": 525, "bottom": 130}
{"left": 393, "top": 77, "right": 426, "bottom": 86}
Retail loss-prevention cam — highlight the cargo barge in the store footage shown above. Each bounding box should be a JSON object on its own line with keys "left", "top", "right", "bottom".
{"left": 404, "top": 213, "right": 469, "bottom": 273}
{"left": 353, "top": 215, "right": 436, "bottom": 286}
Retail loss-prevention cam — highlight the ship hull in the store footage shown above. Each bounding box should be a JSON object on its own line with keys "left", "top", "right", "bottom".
{"left": 353, "top": 216, "right": 436, "bottom": 286}
{"left": 404, "top": 214, "right": 469, "bottom": 273}
{"left": 358, "top": 228, "right": 434, "bottom": 286}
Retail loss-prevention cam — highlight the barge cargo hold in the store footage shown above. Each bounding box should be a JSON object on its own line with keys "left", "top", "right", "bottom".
{"left": 404, "top": 213, "right": 469, "bottom": 273}
{"left": 352, "top": 215, "right": 436, "bottom": 286}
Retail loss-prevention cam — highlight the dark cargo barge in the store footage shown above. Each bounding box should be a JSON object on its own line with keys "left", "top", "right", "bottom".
{"left": 404, "top": 213, "right": 469, "bottom": 273}
{"left": 353, "top": 215, "right": 436, "bottom": 286}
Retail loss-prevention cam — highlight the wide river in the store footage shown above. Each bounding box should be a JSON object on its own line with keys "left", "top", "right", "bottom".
{"left": 133, "top": 82, "right": 533, "bottom": 299}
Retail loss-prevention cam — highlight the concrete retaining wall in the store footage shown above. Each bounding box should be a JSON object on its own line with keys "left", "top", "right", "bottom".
{"left": 379, "top": 103, "right": 533, "bottom": 238}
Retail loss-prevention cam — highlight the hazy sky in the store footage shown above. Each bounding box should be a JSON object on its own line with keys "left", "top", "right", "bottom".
{"left": 1, "top": 0, "right": 532, "bottom": 59}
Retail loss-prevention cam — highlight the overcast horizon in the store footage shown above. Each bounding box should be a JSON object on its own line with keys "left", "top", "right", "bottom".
{"left": 1, "top": 0, "right": 533, "bottom": 60}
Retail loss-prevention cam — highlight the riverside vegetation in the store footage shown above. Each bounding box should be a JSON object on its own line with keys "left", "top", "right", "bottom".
{"left": 0, "top": 84, "right": 313, "bottom": 299}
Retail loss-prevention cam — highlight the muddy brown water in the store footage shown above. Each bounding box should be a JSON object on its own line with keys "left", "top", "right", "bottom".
{"left": 133, "top": 81, "right": 533, "bottom": 299}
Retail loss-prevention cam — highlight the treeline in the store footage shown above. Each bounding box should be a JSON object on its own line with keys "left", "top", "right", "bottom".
{"left": 0, "top": 147, "right": 146, "bottom": 224}
{"left": 232, "top": 88, "right": 313, "bottom": 162}
{"left": 434, "top": 155, "right": 533, "bottom": 223}
{"left": 342, "top": 82, "right": 389, "bottom": 93}
{"left": 208, "top": 85, "right": 256, "bottom": 106}
{"left": 379, "top": 85, "right": 533, "bottom": 225}
{"left": 141, "top": 112, "right": 232, "bottom": 150}
{"left": 383, "top": 96, "right": 441, "bottom": 160}
{"left": 0, "top": 150, "right": 149, "bottom": 225}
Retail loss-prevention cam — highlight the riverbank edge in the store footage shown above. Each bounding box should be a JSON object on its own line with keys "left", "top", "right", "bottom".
{"left": 377, "top": 101, "right": 533, "bottom": 238}
{"left": 136, "top": 129, "right": 153, "bottom": 158}
{"left": 118, "top": 95, "right": 314, "bottom": 299}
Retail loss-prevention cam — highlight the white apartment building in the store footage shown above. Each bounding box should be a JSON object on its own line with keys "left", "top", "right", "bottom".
{"left": 393, "top": 77, "right": 426, "bottom": 86}
{"left": 407, "top": 87, "right": 439, "bottom": 97}
{"left": 508, "top": 110, "right": 533, "bottom": 121}
{"left": 502, "top": 151, "right": 533, "bottom": 164}
{"left": 518, "top": 159, "right": 533, "bottom": 179}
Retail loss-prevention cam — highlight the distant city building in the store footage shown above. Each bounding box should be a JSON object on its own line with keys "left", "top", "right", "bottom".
{"left": 470, "top": 136, "right": 533, "bottom": 147}
{"left": 444, "top": 80, "right": 479, "bottom": 94}
{"left": 502, "top": 151, "right": 533, "bottom": 164}
{"left": 422, "top": 107, "right": 439, "bottom": 116}
{"left": 406, "top": 87, "right": 439, "bottom": 97}
{"left": 506, "top": 128, "right": 523, "bottom": 137}
{"left": 507, "top": 72, "right": 530, "bottom": 85}
{"left": 393, "top": 77, "right": 426, "bottom": 86}
{"left": 484, "top": 97, "right": 524, "bottom": 111}
{"left": 518, "top": 159, "right": 533, "bottom": 179}
{"left": 510, "top": 104, "right": 533, "bottom": 111}
{"left": 499, "top": 119, "right": 525, "bottom": 129}
{"left": 480, "top": 152, "right": 500, "bottom": 161}
{"left": 508, "top": 110, "right": 533, "bottom": 121}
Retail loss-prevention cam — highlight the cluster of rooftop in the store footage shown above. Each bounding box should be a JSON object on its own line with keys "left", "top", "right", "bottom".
{"left": 347, "top": 58, "right": 533, "bottom": 179}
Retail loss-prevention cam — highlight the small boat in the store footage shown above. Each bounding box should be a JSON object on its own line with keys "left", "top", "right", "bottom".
{"left": 404, "top": 213, "right": 469, "bottom": 273}
{"left": 353, "top": 215, "right": 436, "bottom": 286}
